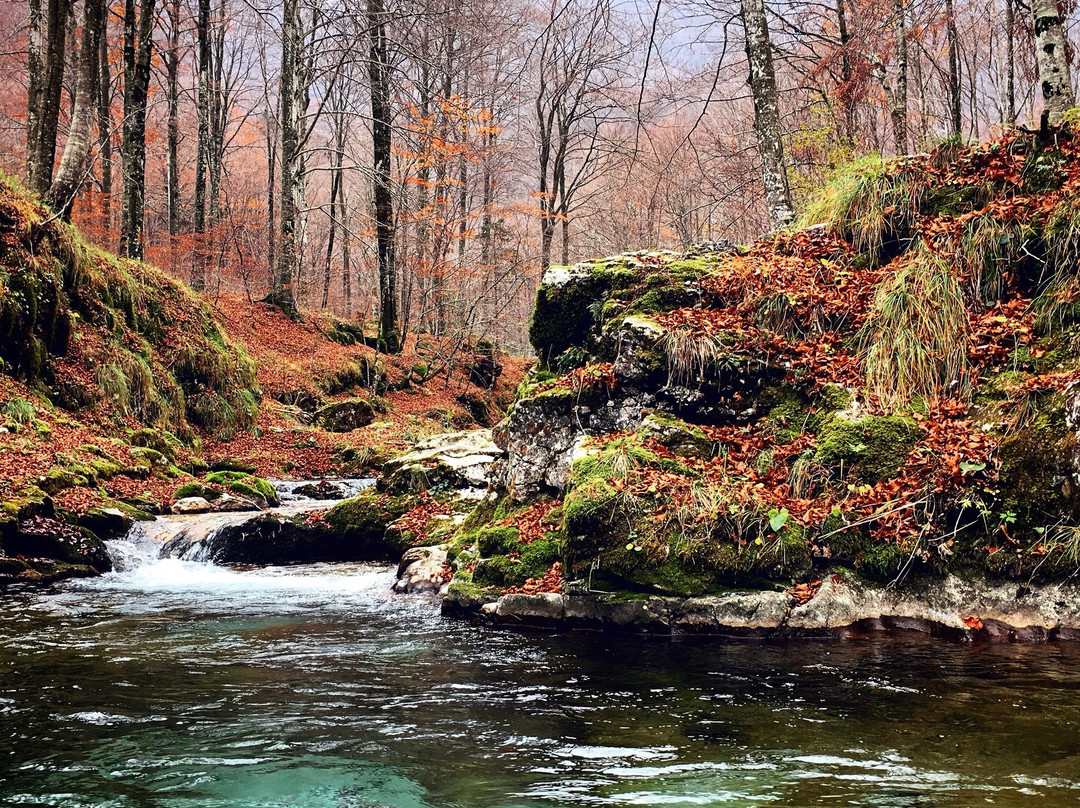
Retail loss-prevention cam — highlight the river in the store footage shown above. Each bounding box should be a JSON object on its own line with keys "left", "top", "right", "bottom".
{"left": 1, "top": 489, "right": 1079, "bottom": 807}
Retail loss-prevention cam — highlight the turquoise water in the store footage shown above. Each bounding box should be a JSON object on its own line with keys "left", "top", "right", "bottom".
{"left": 1, "top": 558, "right": 1079, "bottom": 807}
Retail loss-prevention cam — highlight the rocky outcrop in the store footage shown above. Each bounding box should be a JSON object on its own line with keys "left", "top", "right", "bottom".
{"left": 493, "top": 387, "right": 651, "bottom": 501}
{"left": 379, "top": 429, "right": 503, "bottom": 494}
{"left": 452, "top": 571, "right": 1080, "bottom": 641}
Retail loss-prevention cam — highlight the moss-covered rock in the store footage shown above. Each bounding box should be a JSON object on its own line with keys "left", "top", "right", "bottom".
{"left": 204, "top": 471, "right": 279, "bottom": 506}
{"left": 814, "top": 414, "right": 919, "bottom": 483}
{"left": 313, "top": 398, "right": 375, "bottom": 432}
{"left": 324, "top": 490, "right": 420, "bottom": 556}
{"left": 638, "top": 412, "right": 714, "bottom": 459}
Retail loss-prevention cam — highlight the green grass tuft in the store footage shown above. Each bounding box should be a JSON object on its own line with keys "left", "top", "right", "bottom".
{"left": 801, "top": 155, "right": 922, "bottom": 258}
{"left": 862, "top": 244, "right": 970, "bottom": 407}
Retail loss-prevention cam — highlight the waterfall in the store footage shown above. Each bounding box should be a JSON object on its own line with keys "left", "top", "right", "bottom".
{"left": 103, "top": 478, "right": 375, "bottom": 573}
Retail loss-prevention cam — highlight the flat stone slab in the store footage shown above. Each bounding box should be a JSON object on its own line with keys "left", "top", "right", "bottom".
{"left": 450, "top": 572, "right": 1080, "bottom": 642}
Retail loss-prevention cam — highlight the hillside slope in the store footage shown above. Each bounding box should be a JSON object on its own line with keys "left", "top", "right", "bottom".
{"left": 0, "top": 174, "right": 524, "bottom": 585}
{"left": 432, "top": 124, "right": 1080, "bottom": 621}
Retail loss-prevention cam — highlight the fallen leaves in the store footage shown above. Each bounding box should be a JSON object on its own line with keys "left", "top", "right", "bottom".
{"left": 787, "top": 579, "right": 823, "bottom": 606}
{"left": 502, "top": 561, "right": 563, "bottom": 595}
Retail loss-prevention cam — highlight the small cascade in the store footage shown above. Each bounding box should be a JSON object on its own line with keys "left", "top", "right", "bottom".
{"left": 104, "top": 477, "right": 374, "bottom": 573}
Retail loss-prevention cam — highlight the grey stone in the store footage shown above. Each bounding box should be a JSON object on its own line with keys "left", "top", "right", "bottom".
{"left": 393, "top": 546, "right": 449, "bottom": 594}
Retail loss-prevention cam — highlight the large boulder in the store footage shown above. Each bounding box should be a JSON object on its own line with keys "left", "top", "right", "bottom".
{"left": 493, "top": 387, "right": 651, "bottom": 501}
{"left": 313, "top": 398, "right": 375, "bottom": 432}
{"left": 380, "top": 429, "right": 504, "bottom": 494}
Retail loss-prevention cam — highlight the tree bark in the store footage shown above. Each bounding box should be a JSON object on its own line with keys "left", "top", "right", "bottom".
{"left": 891, "top": 0, "right": 908, "bottom": 154}
{"left": 265, "top": 112, "right": 276, "bottom": 294}
{"left": 193, "top": 0, "right": 211, "bottom": 289}
{"left": 97, "top": 16, "right": 112, "bottom": 238}
{"left": 740, "top": 0, "right": 794, "bottom": 231}
{"left": 48, "top": 0, "right": 105, "bottom": 216}
{"left": 945, "top": 0, "right": 962, "bottom": 138}
{"left": 166, "top": 0, "right": 181, "bottom": 260}
{"left": 321, "top": 137, "right": 341, "bottom": 309}
{"left": 836, "top": 0, "right": 855, "bottom": 146}
{"left": 1031, "top": 0, "right": 1076, "bottom": 126}
{"left": 1004, "top": 0, "right": 1015, "bottom": 124}
{"left": 369, "top": 0, "right": 399, "bottom": 351}
{"left": 120, "top": 0, "right": 155, "bottom": 260}
{"left": 26, "top": 0, "right": 70, "bottom": 195}
{"left": 270, "top": 0, "right": 299, "bottom": 316}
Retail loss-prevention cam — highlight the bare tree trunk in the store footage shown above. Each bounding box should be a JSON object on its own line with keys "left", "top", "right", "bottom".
{"left": 1031, "top": 0, "right": 1075, "bottom": 125}
{"left": 166, "top": 0, "right": 181, "bottom": 265}
{"left": 97, "top": 23, "right": 112, "bottom": 239}
{"left": 265, "top": 111, "right": 276, "bottom": 294}
{"left": 270, "top": 0, "right": 299, "bottom": 315}
{"left": 741, "top": 0, "right": 794, "bottom": 231}
{"left": 25, "top": 0, "right": 45, "bottom": 190}
{"left": 369, "top": 0, "right": 399, "bottom": 351}
{"left": 1004, "top": 0, "right": 1016, "bottom": 124}
{"left": 193, "top": 0, "right": 211, "bottom": 289}
{"left": 322, "top": 138, "right": 341, "bottom": 310}
{"left": 945, "top": 0, "right": 962, "bottom": 138}
{"left": 836, "top": 0, "right": 855, "bottom": 146}
{"left": 892, "top": 0, "right": 908, "bottom": 154}
{"left": 26, "top": 0, "right": 70, "bottom": 195}
{"left": 120, "top": 0, "right": 155, "bottom": 260}
{"left": 48, "top": 0, "right": 105, "bottom": 216}
{"left": 341, "top": 185, "right": 352, "bottom": 317}
{"left": 480, "top": 128, "right": 494, "bottom": 267}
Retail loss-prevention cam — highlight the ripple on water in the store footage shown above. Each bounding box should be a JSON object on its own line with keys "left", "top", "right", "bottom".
{"left": 3, "top": 553, "right": 1080, "bottom": 808}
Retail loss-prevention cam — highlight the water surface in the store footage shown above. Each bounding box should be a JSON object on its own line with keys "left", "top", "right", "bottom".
{"left": 2, "top": 556, "right": 1079, "bottom": 807}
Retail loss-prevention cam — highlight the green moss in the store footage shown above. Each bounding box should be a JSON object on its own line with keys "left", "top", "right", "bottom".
{"left": 637, "top": 413, "right": 713, "bottom": 459}
{"left": 173, "top": 481, "right": 222, "bottom": 500}
{"left": 205, "top": 471, "right": 278, "bottom": 505}
{"left": 996, "top": 419, "right": 1077, "bottom": 525}
{"left": 563, "top": 477, "right": 620, "bottom": 535}
{"left": 325, "top": 490, "right": 420, "bottom": 555}
{"left": 517, "top": 538, "right": 562, "bottom": 578}
{"left": 445, "top": 577, "right": 498, "bottom": 609}
{"left": 814, "top": 414, "right": 919, "bottom": 483}
{"left": 529, "top": 272, "right": 610, "bottom": 364}
{"left": 761, "top": 386, "right": 810, "bottom": 444}
{"left": 38, "top": 468, "right": 84, "bottom": 494}
{"left": 817, "top": 383, "right": 853, "bottom": 414}
{"left": 473, "top": 554, "right": 516, "bottom": 586}
{"left": 476, "top": 526, "right": 521, "bottom": 556}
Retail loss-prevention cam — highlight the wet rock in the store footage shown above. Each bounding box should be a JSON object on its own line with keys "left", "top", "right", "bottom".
{"left": 293, "top": 480, "right": 346, "bottom": 500}
{"left": 313, "top": 398, "right": 375, "bottom": 432}
{"left": 170, "top": 494, "right": 259, "bottom": 515}
{"left": 494, "top": 593, "right": 565, "bottom": 625}
{"left": 452, "top": 571, "right": 1080, "bottom": 641}
{"left": 4, "top": 515, "right": 111, "bottom": 573}
{"left": 393, "top": 546, "right": 449, "bottom": 594}
{"left": 380, "top": 429, "right": 504, "bottom": 494}
{"left": 77, "top": 507, "right": 132, "bottom": 540}
{"left": 171, "top": 496, "right": 212, "bottom": 514}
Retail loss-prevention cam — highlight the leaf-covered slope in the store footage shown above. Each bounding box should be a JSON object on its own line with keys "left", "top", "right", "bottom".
{"left": 444, "top": 125, "right": 1080, "bottom": 602}
{"left": 0, "top": 172, "right": 259, "bottom": 440}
